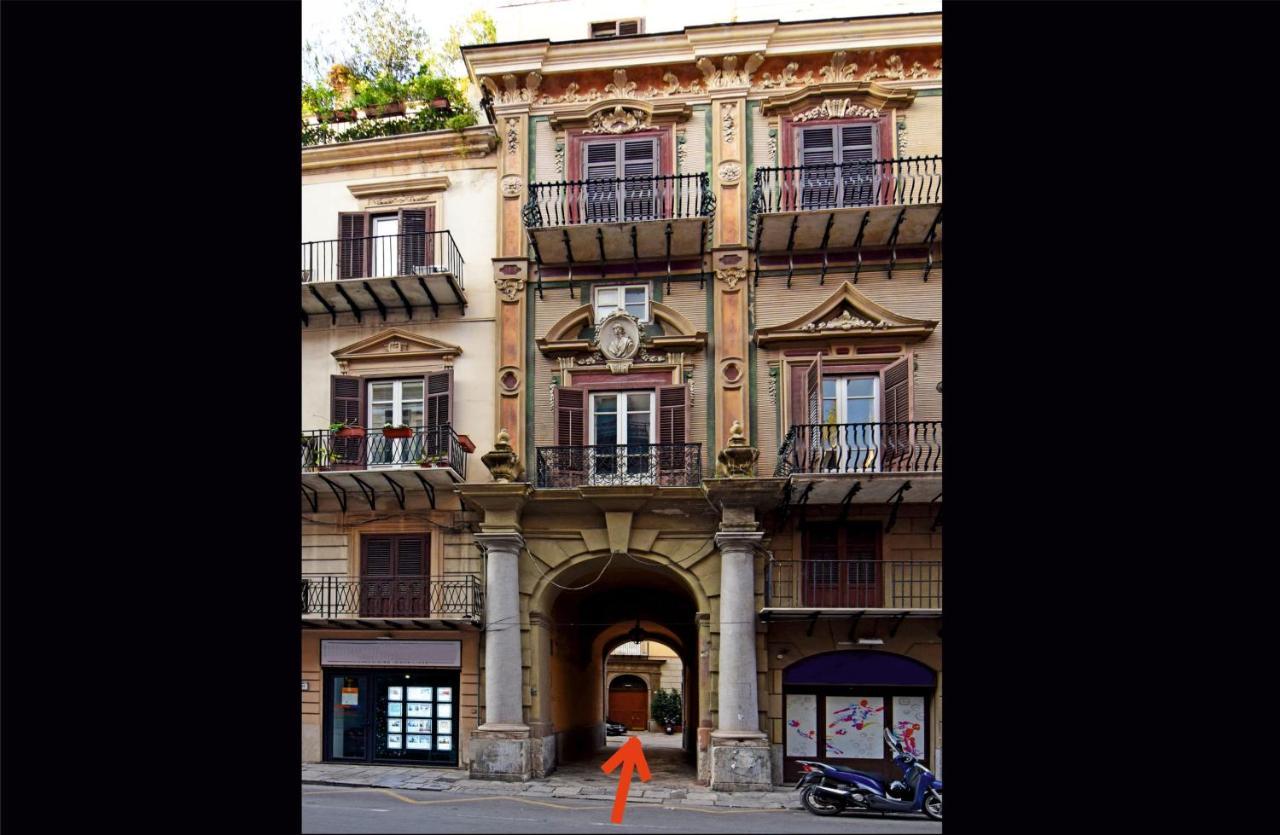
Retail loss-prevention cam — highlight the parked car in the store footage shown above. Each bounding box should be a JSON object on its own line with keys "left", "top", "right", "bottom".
{"left": 605, "top": 718, "right": 628, "bottom": 736}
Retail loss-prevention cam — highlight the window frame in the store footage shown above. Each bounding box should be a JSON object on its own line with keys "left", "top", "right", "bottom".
{"left": 593, "top": 284, "right": 650, "bottom": 323}
{"left": 588, "top": 390, "right": 656, "bottom": 446}
{"left": 589, "top": 18, "right": 643, "bottom": 39}
{"left": 821, "top": 373, "right": 880, "bottom": 426}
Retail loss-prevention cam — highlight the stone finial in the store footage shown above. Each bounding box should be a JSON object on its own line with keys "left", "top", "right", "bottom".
{"left": 481, "top": 428, "right": 525, "bottom": 483}
{"left": 715, "top": 420, "right": 759, "bottom": 478}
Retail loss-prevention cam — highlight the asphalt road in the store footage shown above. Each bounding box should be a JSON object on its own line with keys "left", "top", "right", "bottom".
{"left": 302, "top": 786, "right": 943, "bottom": 833}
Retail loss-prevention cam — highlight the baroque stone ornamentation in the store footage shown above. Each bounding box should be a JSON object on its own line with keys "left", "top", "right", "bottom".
{"left": 481, "top": 428, "right": 525, "bottom": 483}
{"left": 583, "top": 106, "right": 652, "bottom": 135}
{"left": 574, "top": 351, "right": 606, "bottom": 366}
{"left": 896, "top": 117, "right": 908, "bottom": 158}
{"left": 505, "top": 118, "right": 519, "bottom": 154}
{"left": 500, "top": 174, "right": 523, "bottom": 197}
{"left": 716, "top": 266, "right": 746, "bottom": 290}
{"left": 767, "top": 366, "right": 778, "bottom": 405}
{"left": 793, "top": 98, "right": 881, "bottom": 122}
{"left": 721, "top": 103, "right": 737, "bottom": 144}
{"left": 862, "top": 54, "right": 907, "bottom": 82}
{"left": 715, "top": 420, "right": 759, "bottom": 478}
{"left": 718, "top": 161, "right": 742, "bottom": 183}
{"left": 495, "top": 274, "right": 526, "bottom": 302}
{"left": 594, "top": 310, "right": 642, "bottom": 362}
{"left": 801, "top": 309, "right": 887, "bottom": 332}
{"left": 767, "top": 128, "right": 778, "bottom": 165}
{"left": 554, "top": 140, "right": 565, "bottom": 176}
{"left": 759, "top": 62, "right": 812, "bottom": 89}
{"left": 819, "top": 51, "right": 858, "bottom": 82}
{"left": 696, "top": 53, "right": 765, "bottom": 89}
{"left": 604, "top": 69, "right": 637, "bottom": 97}
{"left": 676, "top": 130, "right": 687, "bottom": 171}
{"left": 481, "top": 71, "right": 542, "bottom": 104}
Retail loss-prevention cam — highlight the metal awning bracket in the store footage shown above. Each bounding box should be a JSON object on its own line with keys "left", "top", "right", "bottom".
{"left": 308, "top": 284, "right": 338, "bottom": 325}
{"left": 317, "top": 475, "right": 348, "bottom": 513}
{"left": 838, "top": 480, "right": 863, "bottom": 524}
{"left": 597, "top": 227, "right": 607, "bottom": 278}
{"left": 527, "top": 231, "right": 545, "bottom": 300}
{"left": 380, "top": 473, "right": 406, "bottom": 511}
{"left": 852, "top": 211, "right": 871, "bottom": 283}
{"left": 631, "top": 225, "right": 639, "bottom": 279}
{"left": 362, "top": 281, "right": 388, "bottom": 321}
{"left": 930, "top": 490, "right": 942, "bottom": 532}
{"left": 412, "top": 470, "right": 437, "bottom": 510}
{"left": 562, "top": 228, "right": 576, "bottom": 298}
{"left": 818, "top": 213, "right": 835, "bottom": 285}
{"left": 888, "top": 611, "right": 909, "bottom": 638}
{"left": 664, "top": 222, "right": 673, "bottom": 295}
{"left": 784, "top": 215, "right": 799, "bottom": 288}
{"left": 300, "top": 482, "right": 319, "bottom": 513}
{"left": 389, "top": 279, "right": 413, "bottom": 319}
{"left": 334, "top": 283, "right": 362, "bottom": 322}
{"left": 885, "top": 480, "right": 912, "bottom": 533}
{"left": 886, "top": 208, "right": 907, "bottom": 280}
{"left": 416, "top": 276, "right": 440, "bottom": 318}
{"left": 350, "top": 474, "right": 377, "bottom": 510}
{"left": 922, "top": 207, "right": 943, "bottom": 282}
{"left": 846, "top": 611, "right": 864, "bottom": 642}
{"left": 806, "top": 610, "right": 820, "bottom": 637}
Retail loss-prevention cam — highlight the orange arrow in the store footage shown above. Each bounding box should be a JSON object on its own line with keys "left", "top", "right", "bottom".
{"left": 601, "top": 735, "right": 651, "bottom": 823}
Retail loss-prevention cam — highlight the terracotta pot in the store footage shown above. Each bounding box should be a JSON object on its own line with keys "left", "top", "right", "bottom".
{"left": 456, "top": 434, "right": 477, "bottom": 454}
{"left": 383, "top": 427, "right": 414, "bottom": 439}
{"left": 335, "top": 426, "right": 366, "bottom": 439}
{"left": 362, "top": 102, "right": 405, "bottom": 118}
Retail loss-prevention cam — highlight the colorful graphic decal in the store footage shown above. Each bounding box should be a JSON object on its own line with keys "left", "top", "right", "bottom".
{"left": 824, "top": 696, "right": 885, "bottom": 758}
{"left": 785, "top": 694, "right": 817, "bottom": 757}
{"left": 892, "top": 696, "right": 926, "bottom": 758}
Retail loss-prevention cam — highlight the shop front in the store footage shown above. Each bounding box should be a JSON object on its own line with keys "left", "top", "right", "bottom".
{"left": 320, "top": 638, "right": 462, "bottom": 767}
{"left": 781, "top": 650, "right": 936, "bottom": 784}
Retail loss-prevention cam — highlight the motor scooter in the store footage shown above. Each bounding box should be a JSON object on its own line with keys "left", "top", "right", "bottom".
{"left": 794, "top": 728, "right": 942, "bottom": 821}
{"left": 662, "top": 714, "right": 677, "bottom": 735}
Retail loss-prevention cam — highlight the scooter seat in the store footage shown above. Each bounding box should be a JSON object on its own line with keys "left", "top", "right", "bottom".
{"left": 826, "top": 764, "right": 877, "bottom": 779}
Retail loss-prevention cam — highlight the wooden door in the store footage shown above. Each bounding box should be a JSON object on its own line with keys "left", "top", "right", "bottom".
{"left": 609, "top": 689, "right": 648, "bottom": 731}
{"left": 802, "top": 523, "right": 882, "bottom": 608}
{"left": 361, "top": 534, "right": 430, "bottom": 617}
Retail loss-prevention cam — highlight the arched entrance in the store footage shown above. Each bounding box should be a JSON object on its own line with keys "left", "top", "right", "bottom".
{"left": 607, "top": 674, "right": 648, "bottom": 730}
{"left": 529, "top": 552, "right": 706, "bottom": 777}
{"left": 781, "top": 650, "right": 937, "bottom": 783}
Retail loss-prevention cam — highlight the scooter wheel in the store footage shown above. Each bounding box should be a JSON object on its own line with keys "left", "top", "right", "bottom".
{"left": 922, "top": 788, "right": 942, "bottom": 821}
{"left": 801, "top": 786, "right": 844, "bottom": 817}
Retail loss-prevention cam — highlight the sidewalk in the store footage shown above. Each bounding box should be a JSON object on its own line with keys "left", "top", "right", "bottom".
{"left": 302, "top": 733, "right": 801, "bottom": 810}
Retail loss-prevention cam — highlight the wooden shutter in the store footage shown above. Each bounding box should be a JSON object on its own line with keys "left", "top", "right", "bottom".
{"left": 657, "top": 385, "right": 690, "bottom": 485}
{"left": 361, "top": 534, "right": 428, "bottom": 617}
{"left": 839, "top": 124, "right": 876, "bottom": 207}
{"left": 553, "top": 387, "right": 586, "bottom": 486}
{"left": 338, "top": 212, "right": 367, "bottom": 279}
{"left": 584, "top": 141, "right": 620, "bottom": 222}
{"left": 331, "top": 375, "right": 364, "bottom": 468}
{"left": 880, "top": 355, "right": 912, "bottom": 471}
{"left": 397, "top": 208, "right": 431, "bottom": 275}
{"left": 798, "top": 127, "right": 836, "bottom": 210}
{"left": 622, "top": 138, "right": 657, "bottom": 220}
{"left": 424, "top": 369, "right": 452, "bottom": 457}
{"left": 804, "top": 355, "right": 824, "bottom": 426}
{"left": 618, "top": 20, "right": 640, "bottom": 36}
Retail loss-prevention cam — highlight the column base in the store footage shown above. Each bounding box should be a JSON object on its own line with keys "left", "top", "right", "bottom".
{"left": 708, "top": 730, "right": 773, "bottom": 791}
{"left": 468, "top": 724, "right": 533, "bottom": 782}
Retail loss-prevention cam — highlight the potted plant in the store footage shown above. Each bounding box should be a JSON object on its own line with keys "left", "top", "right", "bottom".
{"left": 455, "top": 434, "right": 477, "bottom": 454}
{"left": 333, "top": 421, "right": 365, "bottom": 439}
{"left": 417, "top": 453, "right": 448, "bottom": 468}
{"left": 383, "top": 422, "right": 414, "bottom": 440}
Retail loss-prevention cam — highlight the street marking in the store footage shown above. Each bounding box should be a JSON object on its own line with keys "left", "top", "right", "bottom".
{"left": 302, "top": 787, "right": 599, "bottom": 810}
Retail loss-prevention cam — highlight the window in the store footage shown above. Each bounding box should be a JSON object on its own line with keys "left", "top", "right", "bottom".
{"left": 817, "top": 375, "right": 880, "bottom": 473}
{"left": 368, "top": 378, "right": 424, "bottom": 467}
{"left": 590, "top": 19, "right": 642, "bottom": 39}
{"left": 582, "top": 137, "right": 658, "bottom": 222}
{"left": 594, "top": 285, "right": 649, "bottom": 322}
{"left": 796, "top": 124, "right": 878, "bottom": 209}
{"left": 337, "top": 208, "right": 434, "bottom": 280}
{"left": 590, "top": 391, "right": 655, "bottom": 481}
{"left": 802, "top": 522, "right": 882, "bottom": 608}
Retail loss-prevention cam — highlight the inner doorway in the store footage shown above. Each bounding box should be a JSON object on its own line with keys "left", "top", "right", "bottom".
{"left": 607, "top": 675, "right": 648, "bottom": 730}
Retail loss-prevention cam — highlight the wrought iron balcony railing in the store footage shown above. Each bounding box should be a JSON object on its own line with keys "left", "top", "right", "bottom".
{"left": 775, "top": 421, "right": 942, "bottom": 477}
{"left": 535, "top": 443, "right": 703, "bottom": 488}
{"left": 301, "top": 573, "right": 484, "bottom": 620}
{"left": 523, "top": 173, "right": 714, "bottom": 228}
{"left": 300, "top": 230, "right": 464, "bottom": 285}
{"left": 749, "top": 156, "right": 942, "bottom": 218}
{"left": 301, "top": 424, "right": 468, "bottom": 478}
{"left": 765, "top": 560, "right": 942, "bottom": 610}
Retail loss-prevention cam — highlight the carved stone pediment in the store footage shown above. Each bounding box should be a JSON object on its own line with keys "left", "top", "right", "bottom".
{"left": 549, "top": 98, "right": 691, "bottom": 132}
{"left": 332, "top": 327, "right": 462, "bottom": 373}
{"left": 535, "top": 302, "right": 707, "bottom": 361}
{"left": 754, "top": 281, "right": 937, "bottom": 348}
{"left": 760, "top": 80, "right": 916, "bottom": 117}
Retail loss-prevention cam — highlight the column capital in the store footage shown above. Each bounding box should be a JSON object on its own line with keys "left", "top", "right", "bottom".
{"left": 715, "top": 530, "right": 764, "bottom": 551}
{"left": 475, "top": 531, "right": 526, "bottom": 553}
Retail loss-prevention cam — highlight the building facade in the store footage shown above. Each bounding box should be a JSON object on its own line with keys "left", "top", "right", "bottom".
{"left": 300, "top": 10, "right": 942, "bottom": 791}
{"left": 300, "top": 125, "right": 500, "bottom": 770}
{"left": 458, "top": 12, "right": 941, "bottom": 789}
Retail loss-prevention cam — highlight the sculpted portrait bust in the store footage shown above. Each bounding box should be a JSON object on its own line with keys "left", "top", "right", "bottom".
{"left": 595, "top": 311, "right": 641, "bottom": 361}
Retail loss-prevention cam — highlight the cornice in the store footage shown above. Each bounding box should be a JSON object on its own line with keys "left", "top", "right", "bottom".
{"left": 346, "top": 175, "right": 451, "bottom": 198}
{"left": 548, "top": 98, "right": 691, "bottom": 131}
{"left": 301, "top": 127, "right": 498, "bottom": 172}
{"left": 464, "top": 15, "right": 941, "bottom": 80}
{"left": 761, "top": 81, "right": 916, "bottom": 115}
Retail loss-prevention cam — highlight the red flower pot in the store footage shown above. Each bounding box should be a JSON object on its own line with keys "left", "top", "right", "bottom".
{"left": 383, "top": 427, "right": 414, "bottom": 440}
{"left": 456, "top": 434, "right": 476, "bottom": 454}
{"left": 335, "top": 426, "right": 366, "bottom": 439}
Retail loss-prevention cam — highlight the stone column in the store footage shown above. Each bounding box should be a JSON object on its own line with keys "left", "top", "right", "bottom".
{"left": 470, "top": 530, "right": 532, "bottom": 780}
{"left": 710, "top": 530, "right": 771, "bottom": 791}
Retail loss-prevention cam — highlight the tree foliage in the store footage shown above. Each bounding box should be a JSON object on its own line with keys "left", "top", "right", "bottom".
{"left": 650, "top": 688, "right": 683, "bottom": 725}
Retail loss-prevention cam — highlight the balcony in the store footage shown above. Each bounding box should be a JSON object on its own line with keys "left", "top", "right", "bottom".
{"left": 776, "top": 421, "right": 941, "bottom": 503}
{"left": 301, "top": 574, "right": 484, "bottom": 629}
{"left": 523, "top": 173, "right": 713, "bottom": 279}
{"left": 535, "top": 443, "right": 703, "bottom": 489}
{"left": 299, "top": 425, "right": 469, "bottom": 512}
{"left": 749, "top": 157, "right": 942, "bottom": 277}
{"left": 763, "top": 559, "right": 941, "bottom": 616}
{"left": 300, "top": 230, "right": 466, "bottom": 326}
